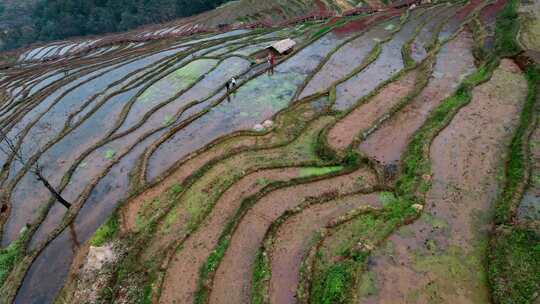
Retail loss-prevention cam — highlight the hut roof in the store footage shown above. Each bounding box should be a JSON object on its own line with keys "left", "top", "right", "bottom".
{"left": 268, "top": 38, "right": 296, "bottom": 54}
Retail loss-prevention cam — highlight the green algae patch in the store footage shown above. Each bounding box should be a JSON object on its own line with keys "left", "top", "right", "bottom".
{"left": 299, "top": 166, "right": 343, "bottom": 178}
{"left": 90, "top": 214, "right": 119, "bottom": 247}
{"left": 173, "top": 59, "right": 218, "bottom": 83}
{"left": 222, "top": 72, "right": 304, "bottom": 119}
{"left": 162, "top": 114, "right": 174, "bottom": 126}
{"left": 138, "top": 59, "right": 217, "bottom": 104}
{"left": 104, "top": 149, "right": 116, "bottom": 160}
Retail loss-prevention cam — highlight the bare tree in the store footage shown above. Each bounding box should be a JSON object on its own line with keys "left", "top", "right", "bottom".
{"left": 0, "top": 129, "right": 71, "bottom": 209}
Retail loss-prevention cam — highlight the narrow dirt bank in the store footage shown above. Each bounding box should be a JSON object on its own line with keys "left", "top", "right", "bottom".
{"left": 159, "top": 168, "right": 301, "bottom": 304}
{"left": 327, "top": 67, "right": 419, "bottom": 151}
{"left": 268, "top": 193, "right": 382, "bottom": 304}
{"left": 209, "top": 167, "right": 378, "bottom": 304}
{"left": 359, "top": 30, "right": 476, "bottom": 165}
{"left": 363, "top": 59, "right": 528, "bottom": 303}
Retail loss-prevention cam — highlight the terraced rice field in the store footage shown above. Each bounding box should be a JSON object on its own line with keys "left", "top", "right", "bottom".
{"left": 0, "top": 0, "right": 539, "bottom": 303}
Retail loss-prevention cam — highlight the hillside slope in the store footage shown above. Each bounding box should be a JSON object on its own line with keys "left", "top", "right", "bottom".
{"left": 0, "top": 0, "right": 539, "bottom": 303}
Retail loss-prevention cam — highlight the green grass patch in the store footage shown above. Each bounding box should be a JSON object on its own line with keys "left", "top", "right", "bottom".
{"left": 494, "top": 66, "right": 539, "bottom": 224}
{"left": 90, "top": 214, "right": 119, "bottom": 247}
{"left": 299, "top": 166, "right": 343, "bottom": 178}
{"left": 252, "top": 249, "right": 270, "bottom": 304}
{"left": 488, "top": 228, "right": 540, "bottom": 303}
{"left": 0, "top": 228, "right": 28, "bottom": 287}
{"left": 310, "top": 260, "right": 358, "bottom": 304}
{"left": 494, "top": 0, "right": 521, "bottom": 57}
{"left": 104, "top": 149, "right": 116, "bottom": 160}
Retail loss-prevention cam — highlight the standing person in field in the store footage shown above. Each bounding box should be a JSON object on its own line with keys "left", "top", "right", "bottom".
{"left": 268, "top": 53, "right": 275, "bottom": 75}
{"left": 225, "top": 80, "right": 231, "bottom": 102}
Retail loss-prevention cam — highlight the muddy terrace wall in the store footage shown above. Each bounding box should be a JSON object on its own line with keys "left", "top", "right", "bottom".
{"left": 1, "top": 0, "right": 539, "bottom": 303}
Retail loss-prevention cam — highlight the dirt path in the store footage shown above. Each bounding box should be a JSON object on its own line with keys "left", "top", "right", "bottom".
{"left": 362, "top": 59, "right": 527, "bottom": 303}
{"left": 359, "top": 30, "right": 476, "bottom": 165}
{"left": 327, "top": 67, "right": 420, "bottom": 151}
{"left": 269, "top": 192, "right": 382, "bottom": 304}
{"left": 209, "top": 166, "right": 378, "bottom": 304}
{"left": 159, "top": 168, "right": 301, "bottom": 304}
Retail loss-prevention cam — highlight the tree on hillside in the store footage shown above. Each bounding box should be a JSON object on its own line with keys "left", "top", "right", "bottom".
{"left": 0, "top": 130, "right": 71, "bottom": 209}
{"left": 0, "top": 0, "right": 231, "bottom": 51}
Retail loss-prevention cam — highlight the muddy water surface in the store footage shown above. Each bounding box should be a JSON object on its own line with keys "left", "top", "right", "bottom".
{"left": 299, "top": 17, "right": 400, "bottom": 98}
{"left": 333, "top": 7, "right": 428, "bottom": 111}
{"left": 146, "top": 31, "right": 350, "bottom": 180}
{"left": 359, "top": 31, "right": 477, "bottom": 165}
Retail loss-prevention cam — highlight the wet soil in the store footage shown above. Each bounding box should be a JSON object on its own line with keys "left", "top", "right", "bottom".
{"left": 518, "top": 114, "right": 540, "bottom": 223}
{"left": 359, "top": 31, "right": 477, "bottom": 165}
{"left": 209, "top": 167, "right": 377, "bottom": 304}
{"left": 333, "top": 7, "right": 429, "bottom": 111}
{"left": 269, "top": 193, "right": 382, "bottom": 304}
{"left": 328, "top": 66, "right": 419, "bottom": 151}
{"left": 479, "top": 0, "right": 507, "bottom": 51}
{"left": 146, "top": 31, "right": 350, "bottom": 180}
{"left": 159, "top": 168, "right": 301, "bottom": 304}
{"left": 299, "top": 16, "right": 400, "bottom": 98}
{"left": 410, "top": 4, "right": 460, "bottom": 63}
{"left": 363, "top": 59, "right": 527, "bottom": 304}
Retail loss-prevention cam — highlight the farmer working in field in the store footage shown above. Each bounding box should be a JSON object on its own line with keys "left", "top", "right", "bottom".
{"left": 267, "top": 53, "right": 275, "bottom": 75}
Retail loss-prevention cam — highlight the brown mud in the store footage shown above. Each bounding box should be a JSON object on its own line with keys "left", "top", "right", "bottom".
{"left": 363, "top": 59, "right": 527, "bottom": 304}
{"left": 158, "top": 168, "right": 301, "bottom": 304}
{"left": 328, "top": 66, "right": 419, "bottom": 151}
{"left": 269, "top": 193, "right": 382, "bottom": 304}
{"left": 209, "top": 167, "right": 378, "bottom": 304}
{"left": 359, "top": 30, "right": 476, "bottom": 165}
